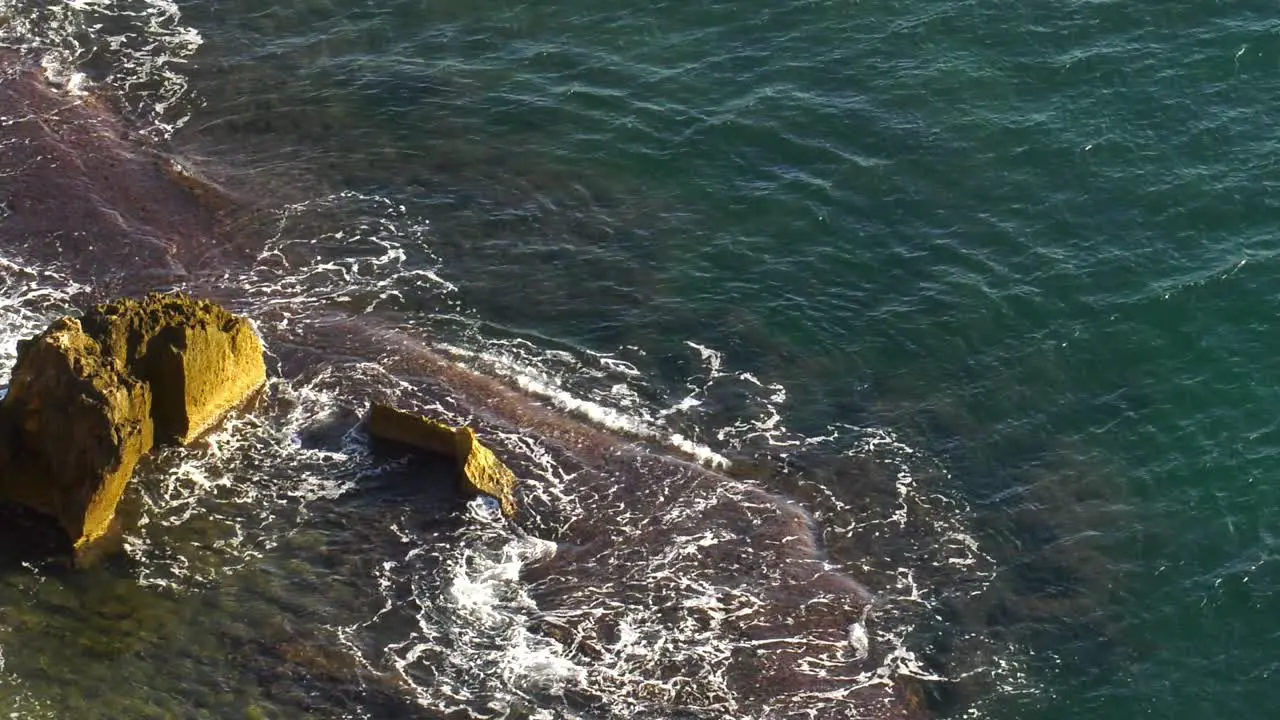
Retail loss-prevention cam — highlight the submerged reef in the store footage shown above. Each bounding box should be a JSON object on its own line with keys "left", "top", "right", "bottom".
{"left": 0, "top": 51, "right": 938, "bottom": 718}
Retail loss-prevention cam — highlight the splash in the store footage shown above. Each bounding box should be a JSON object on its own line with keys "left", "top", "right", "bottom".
{"left": 124, "top": 368, "right": 376, "bottom": 589}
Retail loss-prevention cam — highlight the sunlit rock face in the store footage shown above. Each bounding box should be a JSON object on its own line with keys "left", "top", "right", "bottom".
{"left": 0, "top": 293, "right": 265, "bottom": 556}
{"left": 367, "top": 402, "right": 519, "bottom": 517}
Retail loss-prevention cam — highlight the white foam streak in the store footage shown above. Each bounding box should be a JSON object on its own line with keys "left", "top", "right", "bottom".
{"left": 441, "top": 341, "right": 733, "bottom": 469}
{"left": 245, "top": 191, "right": 456, "bottom": 316}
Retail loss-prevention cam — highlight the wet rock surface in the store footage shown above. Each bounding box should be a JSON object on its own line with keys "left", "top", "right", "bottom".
{"left": 0, "top": 293, "right": 265, "bottom": 555}
{"left": 367, "top": 402, "right": 518, "bottom": 517}
{"left": 81, "top": 293, "right": 267, "bottom": 444}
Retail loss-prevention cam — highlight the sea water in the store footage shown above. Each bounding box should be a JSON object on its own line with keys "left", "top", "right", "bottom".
{"left": 0, "top": 1, "right": 1278, "bottom": 718}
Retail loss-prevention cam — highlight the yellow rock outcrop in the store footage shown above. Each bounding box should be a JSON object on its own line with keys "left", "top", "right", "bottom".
{"left": 0, "top": 293, "right": 266, "bottom": 555}
{"left": 82, "top": 294, "right": 267, "bottom": 444}
{"left": 367, "top": 403, "right": 517, "bottom": 516}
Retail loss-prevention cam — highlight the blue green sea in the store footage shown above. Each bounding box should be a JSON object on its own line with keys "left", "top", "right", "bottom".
{"left": 0, "top": 0, "right": 1277, "bottom": 718}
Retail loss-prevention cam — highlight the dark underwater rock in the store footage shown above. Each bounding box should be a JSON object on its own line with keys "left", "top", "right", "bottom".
{"left": 0, "top": 293, "right": 265, "bottom": 556}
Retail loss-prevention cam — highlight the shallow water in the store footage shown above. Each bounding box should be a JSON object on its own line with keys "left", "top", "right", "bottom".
{"left": 2, "top": 0, "right": 1279, "bottom": 718}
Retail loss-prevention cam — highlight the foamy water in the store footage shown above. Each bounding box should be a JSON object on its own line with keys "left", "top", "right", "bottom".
{"left": 0, "top": 0, "right": 200, "bottom": 136}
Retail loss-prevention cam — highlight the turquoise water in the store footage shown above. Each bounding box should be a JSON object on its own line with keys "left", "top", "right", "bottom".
{"left": 2, "top": 0, "right": 1279, "bottom": 717}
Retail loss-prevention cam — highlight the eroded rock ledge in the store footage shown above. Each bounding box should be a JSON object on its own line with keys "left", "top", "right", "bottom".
{"left": 0, "top": 293, "right": 266, "bottom": 556}
{"left": 366, "top": 402, "right": 518, "bottom": 517}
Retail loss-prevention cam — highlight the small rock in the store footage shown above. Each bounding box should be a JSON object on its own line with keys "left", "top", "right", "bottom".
{"left": 367, "top": 403, "right": 517, "bottom": 516}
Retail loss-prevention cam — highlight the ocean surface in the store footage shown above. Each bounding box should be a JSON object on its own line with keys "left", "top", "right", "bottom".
{"left": 0, "top": 0, "right": 1277, "bottom": 718}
